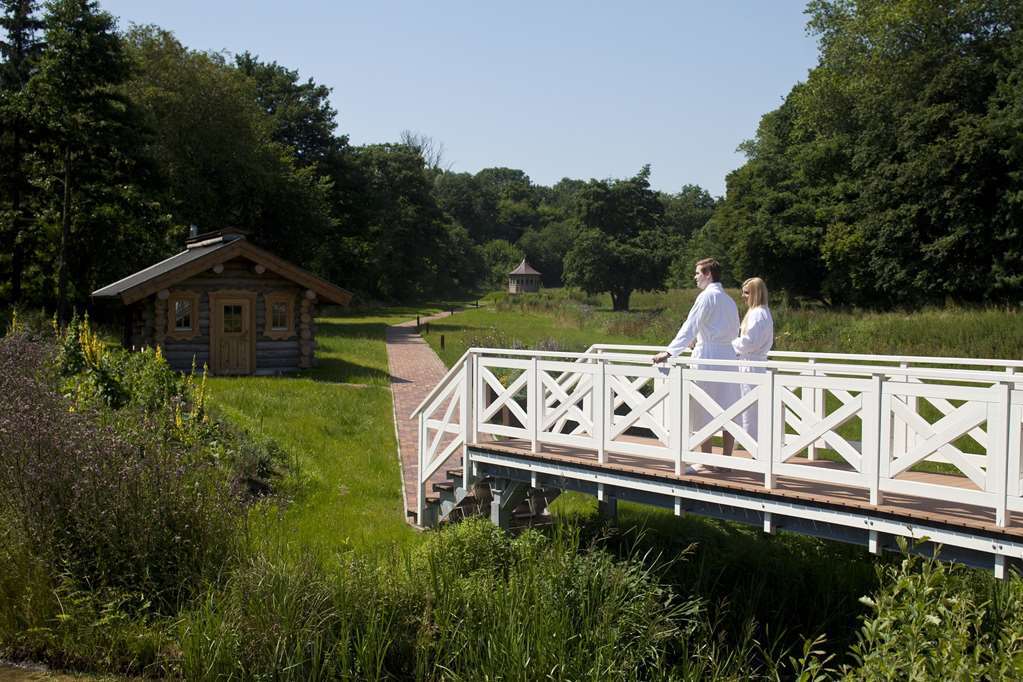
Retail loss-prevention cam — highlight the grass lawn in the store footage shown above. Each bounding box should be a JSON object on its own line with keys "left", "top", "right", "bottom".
{"left": 207, "top": 305, "right": 454, "bottom": 556}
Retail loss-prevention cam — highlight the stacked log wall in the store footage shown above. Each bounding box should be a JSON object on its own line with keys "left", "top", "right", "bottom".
{"left": 148, "top": 258, "right": 304, "bottom": 374}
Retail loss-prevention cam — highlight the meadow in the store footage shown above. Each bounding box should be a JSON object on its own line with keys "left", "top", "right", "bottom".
{"left": 3, "top": 298, "right": 1023, "bottom": 679}
{"left": 424, "top": 288, "right": 1023, "bottom": 367}
{"left": 207, "top": 307, "right": 437, "bottom": 556}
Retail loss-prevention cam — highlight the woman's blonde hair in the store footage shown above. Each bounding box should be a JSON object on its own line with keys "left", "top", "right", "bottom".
{"left": 740, "top": 277, "right": 769, "bottom": 335}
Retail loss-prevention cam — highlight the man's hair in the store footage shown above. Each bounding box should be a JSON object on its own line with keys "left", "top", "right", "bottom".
{"left": 696, "top": 258, "right": 722, "bottom": 283}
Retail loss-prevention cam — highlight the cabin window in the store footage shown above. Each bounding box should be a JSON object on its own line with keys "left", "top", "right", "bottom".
{"left": 166, "top": 291, "right": 201, "bottom": 340}
{"left": 264, "top": 292, "right": 295, "bottom": 340}
{"left": 223, "top": 305, "right": 243, "bottom": 333}
{"left": 174, "top": 300, "right": 192, "bottom": 331}
{"left": 263, "top": 290, "right": 296, "bottom": 339}
{"left": 272, "top": 302, "right": 288, "bottom": 330}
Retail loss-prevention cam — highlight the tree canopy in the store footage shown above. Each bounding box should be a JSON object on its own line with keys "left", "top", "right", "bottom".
{"left": 4, "top": 0, "right": 1020, "bottom": 313}
{"left": 563, "top": 167, "right": 675, "bottom": 311}
{"left": 716, "top": 0, "right": 1023, "bottom": 306}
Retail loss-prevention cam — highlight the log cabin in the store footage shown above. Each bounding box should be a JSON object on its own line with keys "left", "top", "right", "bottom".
{"left": 92, "top": 228, "right": 352, "bottom": 375}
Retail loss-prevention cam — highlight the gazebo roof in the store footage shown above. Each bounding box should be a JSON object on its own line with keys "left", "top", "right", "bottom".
{"left": 508, "top": 259, "right": 541, "bottom": 276}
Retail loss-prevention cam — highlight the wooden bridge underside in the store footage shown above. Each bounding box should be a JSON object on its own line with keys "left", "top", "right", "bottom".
{"left": 466, "top": 435, "right": 1023, "bottom": 572}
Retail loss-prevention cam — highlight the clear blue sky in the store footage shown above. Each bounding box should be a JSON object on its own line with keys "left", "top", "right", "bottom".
{"left": 99, "top": 1, "right": 820, "bottom": 196}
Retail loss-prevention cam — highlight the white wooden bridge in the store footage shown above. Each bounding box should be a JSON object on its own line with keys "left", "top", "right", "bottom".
{"left": 411, "top": 344, "right": 1023, "bottom": 576}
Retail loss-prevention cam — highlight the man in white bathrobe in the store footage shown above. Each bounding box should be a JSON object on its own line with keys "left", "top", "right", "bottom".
{"left": 652, "top": 258, "right": 741, "bottom": 457}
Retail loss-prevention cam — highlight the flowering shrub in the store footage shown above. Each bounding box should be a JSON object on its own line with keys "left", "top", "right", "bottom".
{"left": 0, "top": 332, "right": 241, "bottom": 610}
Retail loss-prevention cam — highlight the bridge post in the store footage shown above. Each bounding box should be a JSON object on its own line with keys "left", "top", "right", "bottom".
{"left": 805, "top": 359, "right": 818, "bottom": 461}
{"left": 670, "top": 363, "right": 683, "bottom": 475}
{"left": 417, "top": 413, "right": 426, "bottom": 525}
{"left": 867, "top": 372, "right": 885, "bottom": 506}
{"left": 597, "top": 483, "right": 617, "bottom": 523}
{"left": 892, "top": 362, "right": 910, "bottom": 461}
{"left": 530, "top": 356, "right": 541, "bottom": 453}
{"left": 462, "top": 352, "right": 475, "bottom": 492}
{"left": 489, "top": 478, "right": 527, "bottom": 529}
{"left": 992, "top": 381, "right": 1012, "bottom": 527}
{"left": 597, "top": 359, "right": 607, "bottom": 464}
{"left": 681, "top": 365, "right": 691, "bottom": 469}
{"left": 1008, "top": 370, "right": 1021, "bottom": 512}
{"left": 764, "top": 368, "right": 776, "bottom": 490}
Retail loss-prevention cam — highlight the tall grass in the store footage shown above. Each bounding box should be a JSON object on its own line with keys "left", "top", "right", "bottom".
{"left": 430, "top": 289, "right": 1023, "bottom": 366}
{"left": 176, "top": 519, "right": 776, "bottom": 680}
{"left": 171, "top": 518, "right": 1023, "bottom": 680}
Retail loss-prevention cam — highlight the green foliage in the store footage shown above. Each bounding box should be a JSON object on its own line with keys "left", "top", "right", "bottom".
{"left": 564, "top": 166, "right": 677, "bottom": 311}
{"left": 718, "top": 0, "right": 1023, "bottom": 306}
{"left": 123, "top": 27, "right": 335, "bottom": 268}
{"left": 0, "top": 0, "right": 45, "bottom": 304}
{"left": 176, "top": 520, "right": 706, "bottom": 680}
{"left": 661, "top": 183, "right": 719, "bottom": 239}
{"left": 518, "top": 218, "right": 578, "bottom": 287}
{"left": 55, "top": 312, "right": 180, "bottom": 411}
{"left": 846, "top": 541, "right": 1023, "bottom": 680}
{"left": 480, "top": 238, "right": 522, "bottom": 290}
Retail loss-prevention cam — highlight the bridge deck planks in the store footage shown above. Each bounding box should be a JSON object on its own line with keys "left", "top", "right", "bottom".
{"left": 471, "top": 435, "right": 1023, "bottom": 539}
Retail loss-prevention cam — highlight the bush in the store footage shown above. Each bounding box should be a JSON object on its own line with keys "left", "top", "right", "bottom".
{"left": 845, "top": 543, "right": 1023, "bottom": 680}
{"left": 0, "top": 333, "right": 241, "bottom": 611}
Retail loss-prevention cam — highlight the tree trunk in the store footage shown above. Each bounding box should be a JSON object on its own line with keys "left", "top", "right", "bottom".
{"left": 56, "top": 146, "right": 72, "bottom": 322}
{"left": 610, "top": 288, "right": 631, "bottom": 312}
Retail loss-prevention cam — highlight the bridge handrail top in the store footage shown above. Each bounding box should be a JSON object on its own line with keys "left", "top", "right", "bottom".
{"left": 585, "top": 343, "right": 1023, "bottom": 370}
{"left": 466, "top": 347, "right": 1022, "bottom": 384}
{"left": 410, "top": 349, "right": 471, "bottom": 419}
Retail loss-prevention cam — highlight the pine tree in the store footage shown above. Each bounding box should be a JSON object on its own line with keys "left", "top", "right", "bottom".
{"left": 0, "top": 0, "right": 44, "bottom": 302}
{"left": 28, "top": 0, "right": 132, "bottom": 318}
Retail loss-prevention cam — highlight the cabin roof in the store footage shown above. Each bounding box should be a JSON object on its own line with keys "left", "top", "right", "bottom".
{"left": 92, "top": 232, "right": 352, "bottom": 306}
{"left": 508, "top": 258, "right": 541, "bottom": 276}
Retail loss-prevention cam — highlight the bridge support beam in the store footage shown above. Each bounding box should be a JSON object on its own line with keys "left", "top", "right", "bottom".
{"left": 868, "top": 530, "right": 880, "bottom": 555}
{"left": 471, "top": 447, "right": 1023, "bottom": 577}
{"left": 598, "top": 483, "right": 617, "bottom": 523}
{"left": 489, "top": 478, "right": 528, "bottom": 529}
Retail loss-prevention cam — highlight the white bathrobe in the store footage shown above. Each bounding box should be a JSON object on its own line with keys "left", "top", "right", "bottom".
{"left": 731, "top": 306, "right": 774, "bottom": 441}
{"left": 666, "top": 283, "right": 741, "bottom": 430}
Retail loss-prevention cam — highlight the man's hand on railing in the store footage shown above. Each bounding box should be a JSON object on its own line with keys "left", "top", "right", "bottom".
{"left": 652, "top": 351, "right": 670, "bottom": 364}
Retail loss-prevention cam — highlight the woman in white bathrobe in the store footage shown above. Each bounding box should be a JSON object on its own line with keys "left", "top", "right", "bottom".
{"left": 731, "top": 277, "right": 774, "bottom": 443}
{"left": 652, "top": 259, "right": 740, "bottom": 456}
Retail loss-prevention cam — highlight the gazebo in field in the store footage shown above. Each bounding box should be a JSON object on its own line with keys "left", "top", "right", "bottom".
{"left": 92, "top": 228, "right": 352, "bottom": 375}
{"left": 507, "top": 259, "right": 542, "bottom": 294}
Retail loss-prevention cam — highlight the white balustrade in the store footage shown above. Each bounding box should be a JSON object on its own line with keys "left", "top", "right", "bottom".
{"left": 412, "top": 344, "right": 1023, "bottom": 527}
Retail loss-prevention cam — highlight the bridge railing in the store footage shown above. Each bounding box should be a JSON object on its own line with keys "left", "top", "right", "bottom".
{"left": 412, "top": 344, "right": 1023, "bottom": 527}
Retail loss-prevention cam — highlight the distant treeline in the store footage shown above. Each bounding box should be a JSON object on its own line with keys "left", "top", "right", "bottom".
{"left": 1, "top": 0, "right": 1021, "bottom": 312}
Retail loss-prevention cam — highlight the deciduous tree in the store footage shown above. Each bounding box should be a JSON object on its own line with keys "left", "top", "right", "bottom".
{"left": 564, "top": 166, "right": 672, "bottom": 311}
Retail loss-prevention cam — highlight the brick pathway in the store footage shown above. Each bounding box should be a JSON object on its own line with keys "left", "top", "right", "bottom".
{"left": 386, "top": 311, "right": 461, "bottom": 525}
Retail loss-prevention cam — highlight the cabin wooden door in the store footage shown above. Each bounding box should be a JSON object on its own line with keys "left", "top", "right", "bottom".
{"left": 210, "top": 293, "right": 254, "bottom": 375}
